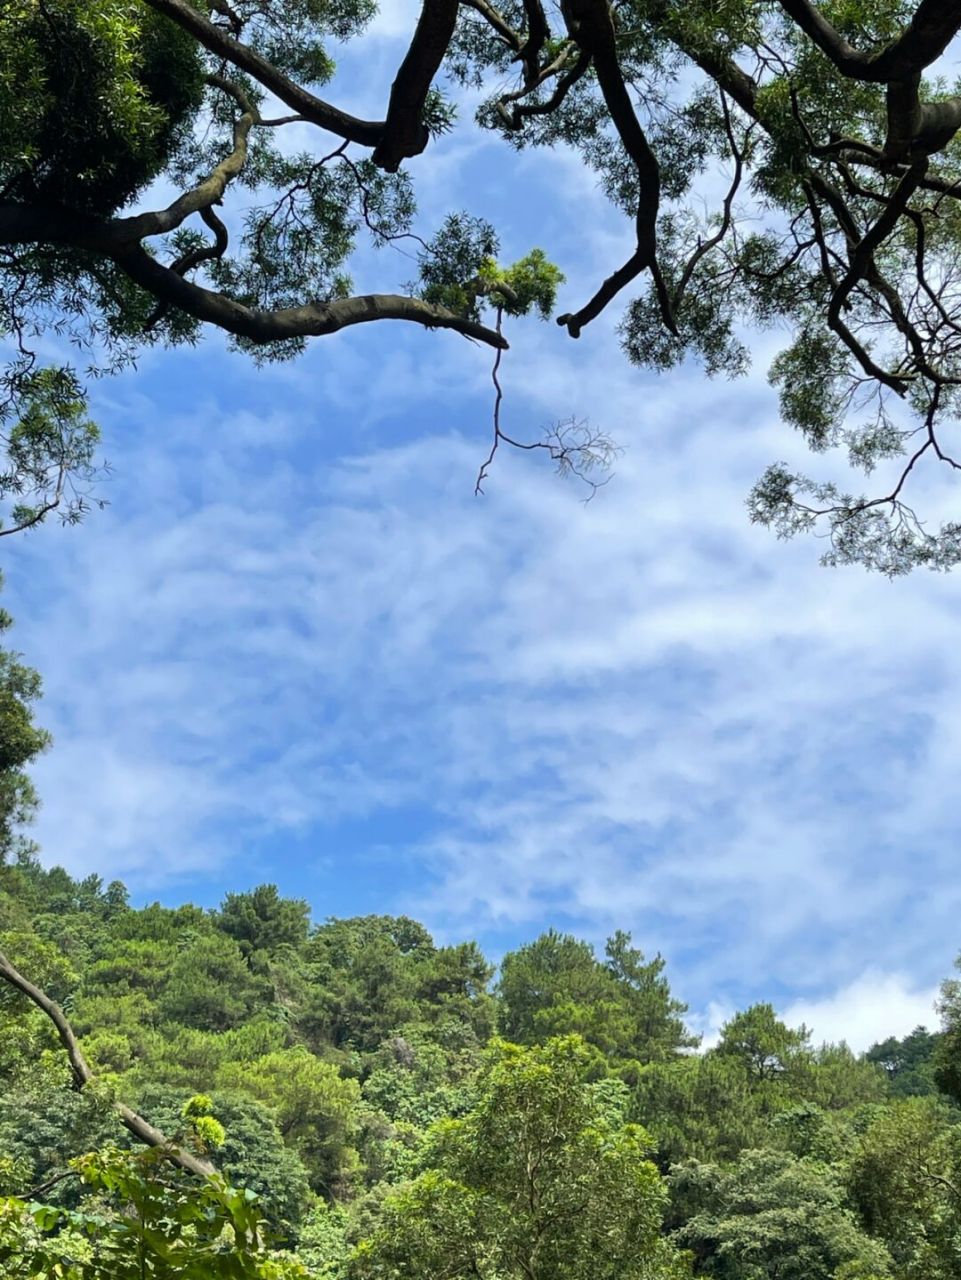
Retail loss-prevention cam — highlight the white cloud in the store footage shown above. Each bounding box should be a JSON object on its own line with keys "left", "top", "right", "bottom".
{"left": 2, "top": 90, "right": 959, "bottom": 1031}
{"left": 781, "top": 973, "right": 940, "bottom": 1053}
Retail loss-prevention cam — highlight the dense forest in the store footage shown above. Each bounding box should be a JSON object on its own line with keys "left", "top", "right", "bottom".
{"left": 2, "top": 855, "right": 961, "bottom": 1278}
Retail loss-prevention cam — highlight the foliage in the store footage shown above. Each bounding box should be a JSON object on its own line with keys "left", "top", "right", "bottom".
{"left": 497, "top": 928, "right": 695, "bottom": 1069}
{"left": 217, "top": 1049, "right": 361, "bottom": 1194}
{"left": 0, "top": 1145, "right": 308, "bottom": 1279}
{"left": 2, "top": 855, "right": 961, "bottom": 1277}
{"left": 5, "top": 0, "right": 961, "bottom": 564}
{"left": 672, "top": 1148, "right": 893, "bottom": 1280}
{"left": 866, "top": 1027, "right": 942, "bottom": 1099}
{"left": 0, "top": 584, "right": 50, "bottom": 863}
{"left": 844, "top": 1098, "right": 961, "bottom": 1279}
{"left": 351, "top": 1035, "right": 691, "bottom": 1280}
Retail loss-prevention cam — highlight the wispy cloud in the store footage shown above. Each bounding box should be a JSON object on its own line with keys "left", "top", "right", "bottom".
{"left": 3, "top": 80, "right": 959, "bottom": 1047}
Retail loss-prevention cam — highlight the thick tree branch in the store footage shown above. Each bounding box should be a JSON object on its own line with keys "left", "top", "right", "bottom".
{"left": 372, "top": 0, "right": 460, "bottom": 171}
{"left": 865, "top": 0, "right": 961, "bottom": 81}
{"left": 461, "top": 0, "right": 523, "bottom": 51}
{"left": 0, "top": 205, "right": 508, "bottom": 349}
{"left": 518, "top": 0, "right": 551, "bottom": 84}
{"left": 118, "top": 76, "right": 256, "bottom": 242}
{"left": 777, "top": 0, "right": 961, "bottom": 82}
{"left": 0, "top": 948, "right": 214, "bottom": 1179}
{"left": 556, "top": 0, "right": 668, "bottom": 336}
{"left": 142, "top": 0, "right": 384, "bottom": 147}
{"left": 114, "top": 245, "right": 508, "bottom": 348}
{"left": 776, "top": 0, "right": 874, "bottom": 77}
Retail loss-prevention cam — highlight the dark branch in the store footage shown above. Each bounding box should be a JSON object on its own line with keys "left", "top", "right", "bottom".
{"left": 372, "top": 0, "right": 460, "bottom": 171}
{"left": 777, "top": 0, "right": 961, "bottom": 82}
{"left": 556, "top": 0, "right": 667, "bottom": 336}
{"left": 142, "top": 0, "right": 384, "bottom": 148}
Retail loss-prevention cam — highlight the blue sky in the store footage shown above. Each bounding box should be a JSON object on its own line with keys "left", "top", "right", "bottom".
{"left": 4, "top": 1, "right": 961, "bottom": 1051}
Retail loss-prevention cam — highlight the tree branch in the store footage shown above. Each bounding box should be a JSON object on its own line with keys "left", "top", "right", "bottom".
{"left": 555, "top": 0, "right": 668, "bottom": 336}
{"left": 0, "top": 205, "right": 508, "bottom": 349}
{"left": 0, "top": 947, "right": 215, "bottom": 1179}
{"left": 142, "top": 0, "right": 384, "bottom": 148}
{"left": 777, "top": 0, "right": 961, "bottom": 82}
{"left": 114, "top": 244, "right": 509, "bottom": 348}
{"left": 372, "top": 0, "right": 460, "bottom": 171}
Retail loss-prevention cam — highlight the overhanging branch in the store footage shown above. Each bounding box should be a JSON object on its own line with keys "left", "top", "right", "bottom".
{"left": 0, "top": 947, "right": 215, "bottom": 1179}
{"left": 142, "top": 0, "right": 384, "bottom": 147}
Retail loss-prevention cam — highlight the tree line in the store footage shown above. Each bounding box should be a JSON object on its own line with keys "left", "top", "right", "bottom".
{"left": 1, "top": 858, "right": 960, "bottom": 1278}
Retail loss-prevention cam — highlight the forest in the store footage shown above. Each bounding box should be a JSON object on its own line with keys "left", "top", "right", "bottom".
{"left": 2, "top": 856, "right": 961, "bottom": 1279}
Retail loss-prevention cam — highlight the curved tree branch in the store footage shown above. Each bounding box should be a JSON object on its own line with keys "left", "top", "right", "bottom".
{"left": 555, "top": 0, "right": 668, "bottom": 337}
{"left": 119, "top": 76, "right": 258, "bottom": 242}
{"left": 114, "top": 245, "right": 509, "bottom": 348}
{"left": 0, "top": 204, "right": 508, "bottom": 350}
{"left": 142, "top": 0, "right": 384, "bottom": 148}
{"left": 0, "top": 947, "right": 215, "bottom": 1179}
{"left": 777, "top": 0, "right": 961, "bottom": 83}
{"left": 373, "top": 0, "right": 460, "bottom": 171}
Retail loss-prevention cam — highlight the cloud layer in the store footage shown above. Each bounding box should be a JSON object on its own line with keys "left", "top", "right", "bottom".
{"left": 4, "top": 57, "right": 960, "bottom": 1049}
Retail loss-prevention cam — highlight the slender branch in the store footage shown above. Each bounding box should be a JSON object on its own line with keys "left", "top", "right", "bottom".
{"left": 0, "top": 947, "right": 214, "bottom": 1179}
{"left": 476, "top": 307, "right": 505, "bottom": 493}
{"left": 496, "top": 48, "right": 591, "bottom": 131}
{"left": 673, "top": 94, "right": 745, "bottom": 309}
{"left": 462, "top": 0, "right": 523, "bottom": 51}
{"left": 14, "top": 1169, "right": 79, "bottom": 1200}
{"left": 826, "top": 160, "right": 926, "bottom": 351}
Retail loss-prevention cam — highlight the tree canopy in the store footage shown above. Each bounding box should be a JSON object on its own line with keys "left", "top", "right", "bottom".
{"left": 1, "top": 849, "right": 960, "bottom": 1279}
{"left": 3, "top": 0, "right": 961, "bottom": 567}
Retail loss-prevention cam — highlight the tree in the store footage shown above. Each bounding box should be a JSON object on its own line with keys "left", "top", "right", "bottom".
{"left": 714, "top": 1004, "right": 810, "bottom": 1082}
{"left": 131, "top": 1086, "right": 315, "bottom": 1242}
{"left": 4, "top": 1, "right": 961, "bottom": 567}
{"left": 351, "top": 1035, "right": 690, "bottom": 1280}
{"left": 934, "top": 957, "right": 961, "bottom": 1105}
{"left": 672, "top": 1148, "right": 893, "bottom": 1280}
{"left": 843, "top": 1097, "right": 961, "bottom": 1280}
{"left": 866, "top": 1026, "right": 942, "bottom": 1098}
{"left": 159, "top": 932, "right": 268, "bottom": 1030}
{"left": 497, "top": 928, "right": 693, "bottom": 1066}
{"left": 0, "top": 578, "right": 49, "bottom": 863}
{"left": 299, "top": 915, "right": 435, "bottom": 1053}
{"left": 217, "top": 1048, "right": 362, "bottom": 1194}
{"left": 604, "top": 931, "right": 699, "bottom": 1064}
{"left": 218, "top": 884, "right": 311, "bottom": 963}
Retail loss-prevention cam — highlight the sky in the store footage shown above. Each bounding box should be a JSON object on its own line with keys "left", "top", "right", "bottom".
{"left": 4, "top": 3, "right": 961, "bottom": 1053}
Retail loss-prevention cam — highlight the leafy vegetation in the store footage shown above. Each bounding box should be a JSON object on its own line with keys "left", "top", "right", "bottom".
{"left": 1, "top": 851, "right": 959, "bottom": 1278}
{"left": 4, "top": 1, "right": 961, "bottom": 565}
